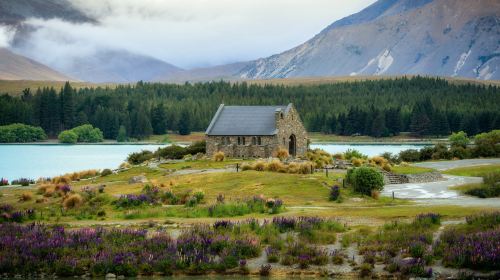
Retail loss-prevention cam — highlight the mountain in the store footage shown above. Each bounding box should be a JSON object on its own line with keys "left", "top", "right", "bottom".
{"left": 59, "top": 49, "right": 183, "bottom": 83}
{"left": 239, "top": 0, "right": 500, "bottom": 80}
{"left": 156, "top": 62, "right": 250, "bottom": 83}
{"left": 0, "top": 47, "right": 74, "bottom": 81}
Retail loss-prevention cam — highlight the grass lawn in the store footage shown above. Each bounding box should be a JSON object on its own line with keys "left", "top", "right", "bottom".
{"left": 442, "top": 164, "right": 500, "bottom": 177}
{"left": 159, "top": 159, "right": 252, "bottom": 171}
{"left": 391, "top": 165, "right": 435, "bottom": 174}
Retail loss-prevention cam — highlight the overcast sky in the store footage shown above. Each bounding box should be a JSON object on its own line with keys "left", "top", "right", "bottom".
{"left": 13, "top": 0, "right": 376, "bottom": 69}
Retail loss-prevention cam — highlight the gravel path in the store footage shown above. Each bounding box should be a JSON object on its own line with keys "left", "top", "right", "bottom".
{"left": 383, "top": 158, "right": 500, "bottom": 207}
{"left": 413, "top": 158, "right": 500, "bottom": 170}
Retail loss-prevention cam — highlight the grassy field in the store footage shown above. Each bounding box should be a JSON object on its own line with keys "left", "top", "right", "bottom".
{"left": 391, "top": 165, "right": 436, "bottom": 174}
{"left": 0, "top": 80, "right": 117, "bottom": 96}
{"left": 442, "top": 164, "right": 500, "bottom": 177}
{"left": 1, "top": 156, "right": 496, "bottom": 227}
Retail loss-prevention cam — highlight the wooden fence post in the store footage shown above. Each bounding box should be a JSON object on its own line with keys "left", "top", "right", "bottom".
{"left": 236, "top": 163, "right": 239, "bottom": 172}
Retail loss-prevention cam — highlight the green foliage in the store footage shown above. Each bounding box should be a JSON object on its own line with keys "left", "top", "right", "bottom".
{"left": 0, "top": 123, "right": 46, "bottom": 143}
{"left": 398, "top": 149, "right": 421, "bottom": 162}
{"left": 58, "top": 130, "right": 78, "bottom": 144}
{"left": 116, "top": 125, "right": 127, "bottom": 142}
{"left": 128, "top": 141, "right": 207, "bottom": 164}
{"left": 71, "top": 124, "right": 104, "bottom": 142}
{"left": 1, "top": 77, "right": 499, "bottom": 139}
{"left": 464, "top": 172, "right": 500, "bottom": 198}
{"left": 344, "top": 149, "right": 367, "bottom": 160}
{"left": 449, "top": 131, "right": 469, "bottom": 148}
{"left": 473, "top": 130, "right": 500, "bottom": 157}
{"left": 350, "top": 167, "right": 384, "bottom": 195}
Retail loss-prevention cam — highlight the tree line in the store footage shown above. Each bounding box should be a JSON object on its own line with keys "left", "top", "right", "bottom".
{"left": 0, "top": 77, "right": 499, "bottom": 139}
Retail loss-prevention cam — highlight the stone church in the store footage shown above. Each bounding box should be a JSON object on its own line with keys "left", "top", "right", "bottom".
{"left": 205, "top": 103, "right": 308, "bottom": 158}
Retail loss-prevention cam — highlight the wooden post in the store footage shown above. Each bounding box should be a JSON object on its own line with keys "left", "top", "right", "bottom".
{"left": 392, "top": 191, "right": 395, "bottom": 200}
{"left": 325, "top": 168, "right": 328, "bottom": 178}
{"left": 236, "top": 163, "right": 239, "bottom": 172}
{"left": 311, "top": 165, "right": 313, "bottom": 174}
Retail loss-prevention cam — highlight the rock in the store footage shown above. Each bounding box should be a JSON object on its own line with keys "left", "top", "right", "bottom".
{"left": 117, "top": 276, "right": 125, "bottom": 280}
{"left": 105, "top": 273, "right": 116, "bottom": 279}
{"left": 128, "top": 175, "right": 147, "bottom": 184}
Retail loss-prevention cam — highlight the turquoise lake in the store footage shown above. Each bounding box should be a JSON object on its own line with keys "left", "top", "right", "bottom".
{"left": 0, "top": 143, "right": 428, "bottom": 180}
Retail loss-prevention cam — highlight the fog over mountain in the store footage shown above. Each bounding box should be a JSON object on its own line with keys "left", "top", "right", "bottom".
{"left": 0, "top": 0, "right": 498, "bottom": 82}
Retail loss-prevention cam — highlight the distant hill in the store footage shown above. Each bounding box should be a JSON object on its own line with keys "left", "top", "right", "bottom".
{"left": 239, "top": 0, "right": 500, "bottom": 80}
{"left": 59, "top": 49, "right": 183, "bottom": 83}
{"left": 0, "top": 48, "right": 74, "bottom": 81}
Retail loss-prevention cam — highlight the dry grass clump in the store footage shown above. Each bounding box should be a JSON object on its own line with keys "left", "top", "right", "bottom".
{"left": 63, "top": 194, "right": 83, "bottom": 209}
{"left": 213, "top": 151, "right": 225, "bottom": 162}
{"left": 241, "top": 163, "right": 253, "bottom": 171}
{"left": 52, "top": 175, "right": 71, "bottom": 185}
{"left": 332, "top": 153, "right": 344, "bottom": 160}
{"left": 37, "top": 184, "right": 53, "bottom": 194}
{"left": 370, "top": 156, "right": 388, "bottom": 167}
{"left": 371, "top": 190, "right": 380, "bottom": 200}
{"left": 35, "top": 197, "right": 47, "bottom": 204}
{"left": 253, "top": 161, "right": 267, "bottom": 171}
{"left": 52, "top": 170, "right": 99, "bottom": 184}
{"left": 44, "top": 188, "right": 55, "bottom": 197}
{"left": 287, "top": 162, "right": 300, "bottom": 174}
{"left": 298, "top": 162, "right": 313, "bottom": 174}
{"left": 382, "top": 163, "right": 392, "bottom": 172}
{"left": 120, "top": 162, "right": 132, "bottom": 169}
{"left": 19, "top": 192, "right": 33, "bottom": 201}
{"left": 274, "top": 148, "right": 289, "bottom": 160}
{"left": 351, "top": 158, "right": 363, "bottom": 167}
{"left": 306, "top": 149, "right": 333, "bottom": 168}
{"left": 266, "top": 159, "right": 285, "bottom": 172}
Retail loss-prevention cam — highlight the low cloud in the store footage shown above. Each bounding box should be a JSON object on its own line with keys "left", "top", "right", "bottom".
{"left": 12, "top": 0, "right": 375, "bottom": 69}
{"left": 0, "top": 25, "right": 15, "bottom": 48}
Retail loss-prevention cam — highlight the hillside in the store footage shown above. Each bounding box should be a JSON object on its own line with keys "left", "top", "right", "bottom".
{"left": 0, "top": 48, "right": 74, "bottom": 81}
{"left": 239, "top": 0, "right": 500, "bottom": 80}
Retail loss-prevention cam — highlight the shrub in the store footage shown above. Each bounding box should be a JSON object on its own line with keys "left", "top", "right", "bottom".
{"left": 0, "top": 178, "right": 8, "bottom": 186}
{"left": 473, "top": 130, "right": 500, "bottom": 157}
{"left": 351, "top": 158, "right": 363, "bottom": 167}
{"left": 399, "top": 149, "right": 421, "bottom": 162}
{"left": 0, "top": 123, "right": 47, "bottom": 143}
{"left": 58, "top": 130, "right": 78, "bottom": 144}
{"left": 101, "top": 168, "right": 113, "bottom": 176}
{"left": 380, "top": 152, "right": 399, "bottom": 164}
{"left": 275, "top": 148, "right": 289, "bottom": 160}
{"left": 306, "top": 149, "right": 333, "bottom": 168}
{"left": 382, "top": 163, "right": 392, "bottom": 172}
{"left": 19, "top": 192, "right": 33, "bottom": 201}
{"left": 450, "top": 146, "right": 470, "bottom": 159}
{"left": 213, "top": 151, "right": 225, "bottom": 162}
{"left": 266, "top": 160, "right": 284, "bottom": 172}
{"left": 419, "top": 146, "right": 434, "bottom": 161}
{"left": 298, "top": 162, "right": 313, "bottom": 174}
{"left": 370, "top": 190, "right": 380, "bottom": 199}
{"left": 359, "top": 263, "right": 372, "bottom": 277}
{"left": 449, "top": 131, "right": 469, "bottom": 148}
{"left": 329, "top": 185, "right": 340, "bottom": 201}
{"left": 371, "top": 156, "right": 387, "bottom": 166}
{"left": 344, "top": 149, "right": 367, "bottom": 160}
{"left": 351, "top": 167, "right": 384, "bottom": 196}
{"left": 11, "top": 178, "right": 34, "bottom": 186}
{"left": 71, "top": 124, "right": 104, "bottom": 142}
{"left": 253, "top": 161, "right": 266, "bottom": 171}
{"left": 287, "top": 162, "right": 299, "bottom": 173}
{"left": 63, "top": 194, "right": 83, "bottom": 209}
{"left": 127, "top": 150, "right": 154, "bottom": 164}
{"left": 241, "top": 163, "right": 253, "bottom": 171}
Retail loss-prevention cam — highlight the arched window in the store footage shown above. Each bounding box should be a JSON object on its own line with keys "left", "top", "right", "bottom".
{"left": 280, "top": 112, "right": 284, "bottom": 119}
{"left": 257, "top": 137, "right": 262, "bottom": 145}
{"left": 242, "top": 137, "right": 246, "bottom": 145}
{"left": 252, "top": 137, "right": 257, "bottom": 145}
{"left": 237, "top": 137, "right": 241, "bottom": 145}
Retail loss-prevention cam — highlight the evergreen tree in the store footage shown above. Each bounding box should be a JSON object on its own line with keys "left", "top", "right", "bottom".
{"left": 116, "top": 125, "right": 127, "bottom": 142}
{"left": 60, "top": 82, "right": 75, "bottom": 130}
{"left": 371, "top": 111, "right": 387, "bottom": 137}
{"left": 151, "top": 103, "right": 168, "bottom": 134}
{"left": 178, "top": 109, "right": 191, "bottom": 135}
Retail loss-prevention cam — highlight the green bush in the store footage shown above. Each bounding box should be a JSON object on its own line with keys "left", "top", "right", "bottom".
{"left": 71, "top": 124, "right": 104, "bottom": 142}
{"left": 351, "top": 167, "right": 384, "bottom": 196}
{"left": 473, "top": 130, "right": 500, "bottom": 157}
{"left": 58, "top": 124, "right": 103, "bottom": 143}
{"left": 398, "top": 149, "right": 421, "bottom": 162}
{"left": 0, "top": 123, "right": 46, "bottom": 143}
{"left": 449, "top": 131, "right": 469, "bottom": 148}
{"left": 127, "top": 150, "right": 155, "bottom": 164}
{"left": 58, "top": 130, "right": 78, "bottom": 144}
{"left": 344, "top": 149, "right": 367, "bottom": 160}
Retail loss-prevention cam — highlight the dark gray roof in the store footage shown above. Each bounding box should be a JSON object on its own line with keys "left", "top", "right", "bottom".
{"left": 206, "top": 104, "right": 292, "bottom": 136}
